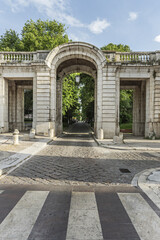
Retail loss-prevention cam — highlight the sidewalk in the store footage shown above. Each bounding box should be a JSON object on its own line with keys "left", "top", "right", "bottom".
{"left": 132, "top": 168, "right": 160, "bottom": 210}
{"left": 94, "top": 134, "right": 160, "bottom": 151}
{"left": 0, "top": 133, "right": 52, "bottom": 176}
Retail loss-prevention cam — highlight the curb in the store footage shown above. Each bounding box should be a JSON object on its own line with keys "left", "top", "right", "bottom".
{"left": 91, "top": 133, "right": 160, "bottom": 151}
{"left": 132, "top": 168, "right": 160, "bottom": 210}
{"left": 0, "top": 138, "right": 53, "bottom": 178}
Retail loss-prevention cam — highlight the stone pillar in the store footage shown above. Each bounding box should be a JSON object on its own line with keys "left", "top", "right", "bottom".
{"left": 94, "top": 76, "right": 97, "bottom": 135}
{"left": 96, "top": 66, "right": 103, "bottom": 139}
{"left": 50, "top": 66, "right": 56, "bottom": 132}
{"left": 8, "top": 81, "right": 16, "bottom": 131}
{"left": 35, "top": 70, "right": 51, "bottom": 135}
{"left": 32, "top": 76, "right": 37, "bottom": 129}
{"left": 140, "top": 81, "right": 146, "bottom": 135}
{"left": 153, "top": 71, "right": 160, "bottom": 137}
{"left": 56, "top": 78, "right": 63, "bottom": 135}
{"left": 16, "top": 86, "right": 24, "bottom": 131}
{"left": 132, "top": 86, "right": 141, "bottom": 135}
{"left": 132, "top": 83, "right": 145, "bottom": 136}
{"left": 0, "top": 76, "right": 9, "bottom": 132}
{"left": 115, "top": 70, "right": 120, "bottom": 136}
{"left": 101, "top": 66, "right": 116, "bottom": 138}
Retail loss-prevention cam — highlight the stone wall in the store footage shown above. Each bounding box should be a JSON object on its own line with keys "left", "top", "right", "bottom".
{"left": 0, "top": 42, "right": 160, "bottom": 139}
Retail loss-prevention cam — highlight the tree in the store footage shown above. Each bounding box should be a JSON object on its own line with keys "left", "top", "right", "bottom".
{"left": 24, "top": 89, "right": 33, "bottom": 119}
{"left": 21, "top": 19, "right": 69, "bottom": 51}
{"left": 79, "top": 73, "right": 94, "bottom": 123}
{"left": 101, "top": 43, "right": 130, "bottom": 52}
{"left": 0, "top": 29, "right": 21, "bottom": 51}
{"left": 120, "top": 90, "right": 133, "bottom": 124}
{"left": 62, "top": 74, "right": 80, "bottom": 116}
{"left": 0, "top": 19, "right": 69, "bottom": 52}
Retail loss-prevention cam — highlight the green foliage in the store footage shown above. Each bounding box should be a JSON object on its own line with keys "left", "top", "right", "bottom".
{"left": 120, "top": 90, "right": 133, "bottom": 124}
{"left": 0, "top": 29, "right": 21, "bottom": 51}
{"left": 79, "top": 73, "right": 94, "bottom": 122}
{"left": 24, "top": 90, "right": 33, "bottom": 116}
{"left": 101, "top": 43, "right": 131, "bottom": 52}
{"left": 21, "top": 19, "right": 69, "bottom": 51}
{"left": 120, "top": 123, "right": 132, "bottom": 130}
{"left": 0, "top": 19, "right": 69, "bottom": 51}
{"left": 62, "top": 74, "right": 80, "bottom": 116}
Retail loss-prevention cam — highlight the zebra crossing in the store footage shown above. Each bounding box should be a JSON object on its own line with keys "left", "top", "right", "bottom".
{"left": 0, "top": 188, "right": 159, "bottom": 240}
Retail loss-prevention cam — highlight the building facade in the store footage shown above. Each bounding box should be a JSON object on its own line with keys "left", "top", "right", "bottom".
{"left": 0, "top": 42, "right": 160, "bottom": 138}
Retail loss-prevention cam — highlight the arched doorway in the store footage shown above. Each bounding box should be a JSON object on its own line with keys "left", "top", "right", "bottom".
{"left": 46, "top": 42, "right": 106, "bottom": 138}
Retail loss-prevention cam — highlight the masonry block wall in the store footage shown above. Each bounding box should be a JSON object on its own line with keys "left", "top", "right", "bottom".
{"left": 154, "top": 71, "right": 160, "bottom": 137}
{"left": 0, "top": 42, "right": 160, "bottom": 139}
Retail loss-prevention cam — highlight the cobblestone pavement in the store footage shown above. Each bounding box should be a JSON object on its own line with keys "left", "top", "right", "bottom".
{"left": 1, "top": 123, "right": 160, "bottom": 186}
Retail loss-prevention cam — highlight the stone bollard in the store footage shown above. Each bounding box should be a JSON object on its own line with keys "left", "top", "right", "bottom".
{"left": 29, "top": 128, "right": 36, "bottom": 139}
{"left": 113, "top": 132, "right": 124, "bottom": 144}
{"left": 48, "top": 128, "right": 55, "bottom": 138}
{"left": 13, "top": 129, "right": 19, "bottom": 145}
{"left": 98, "top": 128, "right": 104, "bottom": 140}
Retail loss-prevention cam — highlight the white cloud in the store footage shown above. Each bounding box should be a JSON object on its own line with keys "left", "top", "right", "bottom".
{"left": 88, "top": 18, "right": 110, "bottom": 34}
{"left": 5, "top": 0, "right": 110, "bottom": 34}
{"left": 69, "top": 31, "right": 90, "bottom": 42}
{"left": 128, "top": 12, "right": 138, "bottom": 21}
{"left": 154, "top": 35, "right": 160, "bottom": 43}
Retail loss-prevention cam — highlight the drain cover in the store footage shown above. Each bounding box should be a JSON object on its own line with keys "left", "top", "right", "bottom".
{"left": 119, "top": 168, "right": 131, "bottom": 173}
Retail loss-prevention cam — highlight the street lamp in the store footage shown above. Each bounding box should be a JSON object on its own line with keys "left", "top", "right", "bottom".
{"left": 75, "top": 75, "right": 80, "bottom": 83}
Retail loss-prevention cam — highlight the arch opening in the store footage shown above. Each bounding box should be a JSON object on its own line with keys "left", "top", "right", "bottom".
{"left": 56, "top": 59, "right": 96, "bottom": 135}
{"left": 48, "top": 42, "right": 106, "bottom": 138}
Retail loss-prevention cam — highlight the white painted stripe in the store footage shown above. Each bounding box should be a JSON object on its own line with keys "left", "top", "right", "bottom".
{"left": 138, "top": 170, "right": 160, "bottom": 209}
{"left": 0, "top": 191, "right": 49, "bottom": 240}
{"left": 118, "top": 193, "right": 160, "bottom": 240}
{"left": 66, "top": 192, "right": 103, "bottom": 240}
{"left": 0, "top": 190, "right": 3, "bottom": 194}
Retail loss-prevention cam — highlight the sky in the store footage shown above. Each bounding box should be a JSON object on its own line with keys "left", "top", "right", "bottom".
{"left": 0, "top": 0, "right": 160, "bottom": 51}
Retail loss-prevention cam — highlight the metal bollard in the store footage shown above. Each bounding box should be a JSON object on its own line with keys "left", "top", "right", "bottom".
{"left": 48, "top": 128, "right": 55, "bottom": 138}
{"left": 13, "top": 129, "right": 19, "bottom": 145}
{"left": 29, "top": 128, "right": 36, "bottom": 139}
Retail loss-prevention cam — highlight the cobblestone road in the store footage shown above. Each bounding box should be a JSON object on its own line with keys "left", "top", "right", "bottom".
{"left": 1, "top": 123, "right": 160, "bottom": 186}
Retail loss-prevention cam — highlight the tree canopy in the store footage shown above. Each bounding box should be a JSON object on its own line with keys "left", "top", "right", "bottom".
{"left": 0, "top": 29, "right": 21, "bottom": 51}
{"left": 0, "top": 19, "right": 69, "bottom": 51}
{"left": 21, "top": 19, "right": 69, "bottom": 51}
{"left": 120, "top": 90, "right": 133, "bottom": 124}
{"left": 79, "top": 73, "right": 94, "bottom": 123}
{"left": 62, "top": 74, "right": 80, "bottom": 116}
{"left": 101, "top": 43, "right": 131, "bottom": 52}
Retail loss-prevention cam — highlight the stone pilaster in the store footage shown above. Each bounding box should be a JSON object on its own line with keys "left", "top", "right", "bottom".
{"left": 35, "top": 69, "right": 51, "bottom": 134}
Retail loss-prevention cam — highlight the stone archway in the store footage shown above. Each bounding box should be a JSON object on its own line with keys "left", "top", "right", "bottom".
{"left": 45, "top": 42, "right": 106, "bottom": 138}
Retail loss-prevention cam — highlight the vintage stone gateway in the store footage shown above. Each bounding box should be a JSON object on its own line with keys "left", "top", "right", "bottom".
{"left": 0, "top": 42, "right": 160, "bottom": 138}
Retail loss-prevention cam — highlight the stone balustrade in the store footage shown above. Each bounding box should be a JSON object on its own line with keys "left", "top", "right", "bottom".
{"left": 117, "top": 52, "right": 151, "bottom": 62}
{"left": 0, "top": 52, "right": 36, "bottom": 62}
{"left": 103, "top": 51, "right": 160, "bottom": 63}
{"left": 0, "top": 49, "right": 160, "bottom": 64}
{"left": 0, "top": 50, "right": 49, "bottom": 63}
